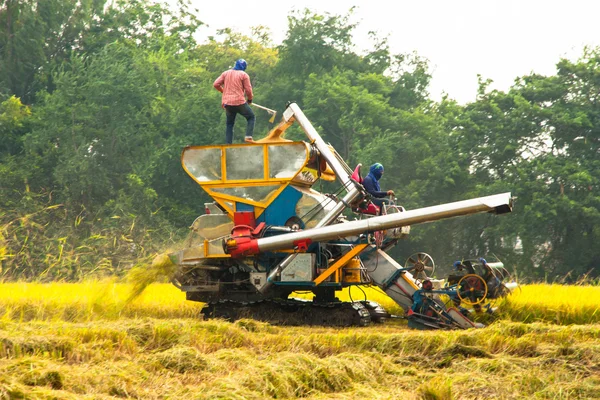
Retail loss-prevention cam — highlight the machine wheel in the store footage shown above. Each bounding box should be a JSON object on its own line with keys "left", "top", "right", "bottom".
{"left": 404, "top": 252, "right": 436, "bottom": 283}
{"left": 285, "top": 216, "right": 304, "bottom": 231}
{"left": 457, "top": 274, "right": 488, "bottom": 305}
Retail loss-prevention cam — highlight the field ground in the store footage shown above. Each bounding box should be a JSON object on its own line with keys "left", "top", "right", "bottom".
{"left": 0, "top": 282, "right": 599, "bottom": 399}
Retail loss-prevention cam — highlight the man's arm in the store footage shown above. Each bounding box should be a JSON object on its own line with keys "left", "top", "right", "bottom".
{"left": 242, "top": 73, "right": 253, "bottom": 102}
{"left": 213, "top": 73, "right": 225, "bottom": 93}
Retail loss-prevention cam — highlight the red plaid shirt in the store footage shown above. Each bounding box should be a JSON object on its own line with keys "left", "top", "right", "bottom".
{"left": 213, "top": 69, "right": 253, "bottom": 106}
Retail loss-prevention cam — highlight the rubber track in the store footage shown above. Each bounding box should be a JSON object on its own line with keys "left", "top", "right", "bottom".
{"left": 202, "top": 298, "right": 372, "bottom": 327}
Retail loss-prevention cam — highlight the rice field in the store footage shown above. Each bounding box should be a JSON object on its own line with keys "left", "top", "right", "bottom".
{"left": 0, "top": 281, "right": 599, "bottom": 399}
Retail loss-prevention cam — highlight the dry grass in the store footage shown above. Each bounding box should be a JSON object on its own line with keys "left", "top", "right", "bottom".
{"left": 0, "top": 282, "right": 599, "bottom": 399}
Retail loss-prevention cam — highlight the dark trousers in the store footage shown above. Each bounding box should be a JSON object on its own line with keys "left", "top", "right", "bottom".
{"left": 225, "top": 103, "right": 255, "bottom": 144}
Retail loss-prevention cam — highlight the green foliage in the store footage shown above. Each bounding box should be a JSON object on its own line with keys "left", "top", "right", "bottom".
{"left": 278, "top": 8, "right": 358, "bottom": 78}
{"left": 0, "top": 96, "right": 30, "bottom": 155}
{"left": 440, "top": 49, "right": 600, "bottom": 279}
{"left": 0, "top": 191, "right": 175, "bottom": 280}
{"left": 0, "top": 0, "right": 202, "bottom": 104}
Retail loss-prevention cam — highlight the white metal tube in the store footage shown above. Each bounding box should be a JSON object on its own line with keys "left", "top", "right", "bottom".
{"left": 288, "top": 103, "right": 353, "bottom": 183}
{"left": 286, "top": 103, "right": 363, "bottom": 227}
{"left": 256, "top": 192, "right": 513, "bottom": 253}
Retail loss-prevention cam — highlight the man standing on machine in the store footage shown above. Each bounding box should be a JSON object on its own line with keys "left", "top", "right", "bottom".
{"left": 213, "top": 59, "right": 255, "bottom": 144}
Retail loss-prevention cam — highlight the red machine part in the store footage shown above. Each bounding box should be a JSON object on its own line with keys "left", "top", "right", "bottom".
{"left": 351, "top": 163, "right": 363, "bottom": 184}
{"left": 226, "top": 218, "right": 266, "bottom": 258}
{"left": 233, "top": 211, "right": 256, "bottom": 228}
{"left": 292, "top": 238, "right": 312, "bottom": 252}
{"left": 225, "top": 236, "right": 260, "bottom": 257}
{"left": 226, "top": 221, "right": 310, "bottom": 257}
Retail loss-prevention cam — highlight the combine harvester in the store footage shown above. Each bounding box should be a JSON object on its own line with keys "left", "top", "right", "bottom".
{"left": 158, "top": 102, "right": 515, "bottom": 329}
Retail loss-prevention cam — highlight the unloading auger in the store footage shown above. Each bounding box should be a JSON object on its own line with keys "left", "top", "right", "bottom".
{"left": 159, "top": 102, "right": 513, "bottom": 328}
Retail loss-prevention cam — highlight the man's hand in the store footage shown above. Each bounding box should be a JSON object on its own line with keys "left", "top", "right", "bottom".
{"left": 213, "top": 82, "right": 224, "bottom": 93}
{"left": 248, "top": 99, "right": 253, "bottom": 104}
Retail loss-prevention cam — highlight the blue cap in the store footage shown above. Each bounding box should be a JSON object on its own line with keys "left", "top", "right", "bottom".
{"left": 233, "top": 59, "right": 247, "bottom": 71}
{"left": 479, "top": 257, "right": 487, "bottom": 265}
{"left": 453, "top": 261, "right": 462, "bottom": 269}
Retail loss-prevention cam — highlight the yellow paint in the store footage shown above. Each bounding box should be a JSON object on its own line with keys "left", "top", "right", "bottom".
{"left": 342, "top": 258, "right": 362, "bottom": 283}
{"left": 255, "top": 118, "right": 295, "bottom": 143}
{"left": 182, "top": 142, "right": 313, "bottom": 220}
{"left": 213, "top": 197, "right": 234, "bottom": 215}
{"left": 400, "top": 272, "right": 421, "bottom": 291}
{"left": 313, "top": 244, "right": 368, "bottom": 285}
{"left": 320, "top": 167, "right": 336, "bottom": 182}
{"left": 457, "top": 274, "right": 488, "bottom": 305}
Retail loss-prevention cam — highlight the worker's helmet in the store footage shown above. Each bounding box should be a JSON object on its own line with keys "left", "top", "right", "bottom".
{"left": 422, "top": 279, "right": 433, "bottom": 290}
{"left": 453, "top": 260, "right": 463, "bottom": 270}
{"left": 234, "top": 59, "right": 247, "bottom": 71}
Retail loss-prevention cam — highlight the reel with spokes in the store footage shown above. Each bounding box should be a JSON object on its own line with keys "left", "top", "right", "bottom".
{"left": 404, "top": 252, "right": 436, "bottom": 284}
{"left": 457, "top": 274, "right": 488, "bottom": 305}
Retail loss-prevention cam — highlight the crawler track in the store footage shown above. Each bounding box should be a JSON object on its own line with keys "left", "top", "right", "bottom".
{"left": 202, "top": 298, "right": 373, "bottom": 327}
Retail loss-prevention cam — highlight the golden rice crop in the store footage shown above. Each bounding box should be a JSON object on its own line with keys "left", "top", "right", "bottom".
{"left": 1, "top": 281, "right": 599, "bottom": 324}
{"left": 1, "top": 317, "right": 599, "bottom": 399}
{"left": 0, "top": 280, "right": 200, "bottom": 321}
{"left": 0, "top": 282, "right": 599, "bottom": 399}
{"left": 496, "top": 283, "right": 600, "bottom": 325}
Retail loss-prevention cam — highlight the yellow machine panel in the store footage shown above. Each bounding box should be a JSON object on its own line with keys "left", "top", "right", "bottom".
{"left": 342, "top": 258, "right": 362, "bottom": 283}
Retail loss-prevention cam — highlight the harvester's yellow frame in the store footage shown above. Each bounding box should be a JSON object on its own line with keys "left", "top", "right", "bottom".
{"left": 182, "top": 141, "right": 316, "bottom": 220}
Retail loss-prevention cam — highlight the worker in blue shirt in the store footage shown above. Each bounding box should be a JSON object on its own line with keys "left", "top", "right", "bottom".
{"left": 362, "top": 163, "right": 394, "bottom": 213}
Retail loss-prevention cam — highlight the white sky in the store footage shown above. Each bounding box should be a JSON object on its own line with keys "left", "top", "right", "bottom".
{"left": 180, "top": 0, "right": 600, "bottom": 104}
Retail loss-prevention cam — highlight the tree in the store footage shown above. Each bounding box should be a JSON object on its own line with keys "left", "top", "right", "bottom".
{"left": 0, "top": 95, "right": 31, "bottom": 208}
{"left": 441, "top": 49, "right": 600, "bottom": 279}
{"left": 0, "top": 95, "right": 30, "bottom": 155}
{"left": 0, "top": 0, "right": 201, "bottom": 104}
